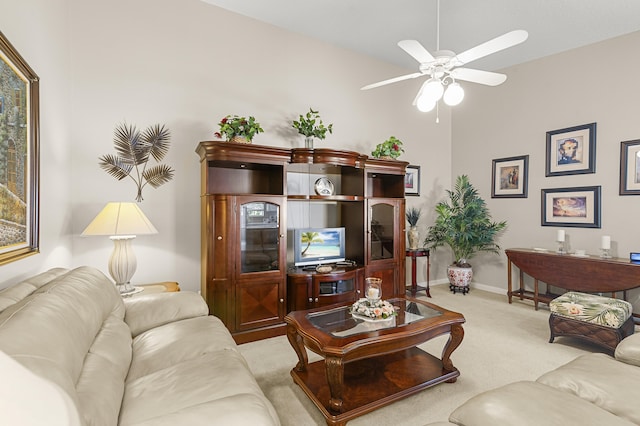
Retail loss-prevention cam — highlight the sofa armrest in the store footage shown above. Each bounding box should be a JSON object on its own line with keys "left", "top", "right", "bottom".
{"left": 615, "top": 332, "right": 640, "bottom": 366}
{"left": 124, "top": 292, "right": 209, "bottom": 337}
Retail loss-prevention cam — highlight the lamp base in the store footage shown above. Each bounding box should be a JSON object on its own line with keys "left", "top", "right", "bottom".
{"left": 116, "top": 282, "right": 136, "bottom": 294}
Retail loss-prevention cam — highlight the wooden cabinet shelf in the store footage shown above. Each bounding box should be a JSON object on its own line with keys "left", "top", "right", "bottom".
{"left": 197, "top": 141, "right": 408, "bottom": 343}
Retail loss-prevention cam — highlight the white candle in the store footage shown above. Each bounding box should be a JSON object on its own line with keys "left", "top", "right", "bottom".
{"left": 601, "top": 235, "right": 611, "bottom": 250}
{"left": 557, "top": 230, "right": 565, "bottom": 242}
{"left": 367, "top": 287, "right": 379, "bottom": 299}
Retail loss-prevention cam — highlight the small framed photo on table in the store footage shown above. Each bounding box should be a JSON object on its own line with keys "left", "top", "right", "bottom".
{"left": 541, "top": 186, "right": 601, "bottom": 228}
{"left": 545, "top": 122, "right": 596, "bottom": 177}
{"left": 491, "top": 155, "right": 528, "bottom": 198}
{"left": 405, "top": 165, "right": 420, "bottom": 196}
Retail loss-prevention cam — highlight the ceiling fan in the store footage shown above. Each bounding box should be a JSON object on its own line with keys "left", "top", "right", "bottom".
{"left": 361, "top": 0, "right": 528, "bottom": 112}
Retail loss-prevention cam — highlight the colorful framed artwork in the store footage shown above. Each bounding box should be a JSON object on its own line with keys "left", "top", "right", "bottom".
{"left": 545, "top": 122, "right": 596, "bottom": 177}
{"left": 619, "top": 139, "right": 640, "bottom": 195}
{"left": 0, "top": 31, "right": 40, "bottom": 265}
{"left": 405, "top": 165, "right": 420, "bottom": 196}
{"left": 541, "top": 186, "right": 601, "bottom": 228}
{"left": 491, "top": 155, "right": 528, "bottom": 198}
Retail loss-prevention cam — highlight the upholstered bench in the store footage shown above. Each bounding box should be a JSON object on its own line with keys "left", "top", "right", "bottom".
{"left": 549, "top": 291, "right": 635, "bottom": 353}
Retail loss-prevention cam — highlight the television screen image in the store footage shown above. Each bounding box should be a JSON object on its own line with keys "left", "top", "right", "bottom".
{"left": 294, "top": 227, "right": 346, "bottom": 266}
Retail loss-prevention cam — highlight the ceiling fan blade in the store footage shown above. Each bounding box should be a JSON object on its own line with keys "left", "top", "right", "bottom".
{"left": 398, "top": 40, "right": 435, "bottom": 64}
{"left": 456, "top": 30, "right": 528, "bottom": 66}
{"left": 450, "top": 68, "right": 507, "bottom": 86}
{"left": 361, "top": 72, "right": 424, "bottom": 90}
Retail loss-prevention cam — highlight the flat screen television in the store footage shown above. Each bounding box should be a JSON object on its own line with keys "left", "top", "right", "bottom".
{"left": 293, "top": 227, "right": 346, "bottom": 267}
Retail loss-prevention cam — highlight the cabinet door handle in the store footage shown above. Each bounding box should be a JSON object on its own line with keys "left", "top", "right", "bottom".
{"left": 217, "top": 235, "right": 223, "bottom": 240}
{"left": 315, "top": 298, "right": 319, "bottom": 302}
{"left": 279, "top": 298, "right": 284, "bottom": 303}
{"left": 308, "top": 298, "right": 313, "bottom": 302}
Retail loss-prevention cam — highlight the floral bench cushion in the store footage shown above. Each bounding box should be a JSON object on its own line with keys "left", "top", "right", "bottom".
{"left": 550, "top": 292, "right": 632, "bottom": 329}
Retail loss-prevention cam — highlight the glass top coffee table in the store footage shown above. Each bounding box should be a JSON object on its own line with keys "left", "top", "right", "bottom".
{"left": 285, "top": 297, "right": 465, "bottom": 426}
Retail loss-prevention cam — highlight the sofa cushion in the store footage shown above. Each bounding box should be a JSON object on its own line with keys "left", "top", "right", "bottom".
{"left": 447, "top": 381, "right": 634, "bottom": 426}
{"left": 0, "top": 268, "right": 69, "bottom": 312}
{"left": 0, "top": 266, "right": 131, "bottom": 426}
{"left": 536, "top": 352, "right": 640, "bottom": 424}
{"left": 615, "top": 332, "right": 640, "bottom": 367}
{"left": 127, "top": 315, "right": 237, "bottom": 382}
{"left": 0, "top": 350, "right": 82, "bottom": 426}
{"left": 123, "top": 292, "right": 209, "bottom": 337}
{"left": 120, "top": 349, "right": 280, "bottom": 425}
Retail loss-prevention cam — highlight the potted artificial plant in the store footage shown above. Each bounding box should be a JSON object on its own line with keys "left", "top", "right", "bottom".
{"left": 405, "top": 207, "right": 422, "bottom": 250}
{"left": 424, "top": 175, "right": 507, "bottom": 294}
{"left": 371, "top": 136, "right": 404, "bottom": 159}
{"left": 214, "top": 114, "right": 264, "bottom": 143}
{"left": 292, "top": 108, "right": 333, "bottom": 148}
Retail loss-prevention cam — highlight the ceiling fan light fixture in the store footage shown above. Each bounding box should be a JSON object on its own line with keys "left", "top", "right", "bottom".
{"left": 416, "top": 96, "right": 436, "bottom": 112}
{"left": 443, "top": 82, "right": 465, "bottom": 106}
{"left": 422, "top": 78, "right": 444, "bottom": 102}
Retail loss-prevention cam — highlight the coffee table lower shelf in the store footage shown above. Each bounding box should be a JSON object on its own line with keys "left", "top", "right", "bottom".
{"left": 291, "top": 346, "right": 459, "bottom": 426}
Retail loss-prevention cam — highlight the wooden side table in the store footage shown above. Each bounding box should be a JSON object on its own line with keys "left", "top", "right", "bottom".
{"left": 406, "top": 248, "right": 430, "bottom": 297}
{"left": 124, "top": 281, "right": 180, "bottom": 297}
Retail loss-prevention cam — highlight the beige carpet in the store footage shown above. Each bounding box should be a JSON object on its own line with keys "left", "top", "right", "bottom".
{"left": 238, "top": 284, "right": 613, "bottom": 425}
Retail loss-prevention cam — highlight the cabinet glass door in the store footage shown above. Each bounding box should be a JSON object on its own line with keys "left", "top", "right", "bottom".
{"left": 369, "top": 202, "right": 395, "bottom": 260}
{"left": 240, "top": 201, "right": 281, "bottom": 273}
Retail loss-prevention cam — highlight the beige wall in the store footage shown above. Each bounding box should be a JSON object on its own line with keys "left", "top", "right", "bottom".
{"left": 451, "top": 30, "right": 640, "bottom": 306}
{"left": 1, "top": 0, "right": 451, "bottom": 289}
{"left": 4, "top": 0, "right": 638, "bottom": 301}
{"left": 0, "top": 0, "right": 73, "bottom": 284}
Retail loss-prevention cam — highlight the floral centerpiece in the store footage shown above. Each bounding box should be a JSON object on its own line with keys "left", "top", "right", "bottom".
{"left": 349, "top": 298, "right": 397, "bottom": 320}
{"left": 371, "top": 136, "right": 404, "bottom": 159}
{"left": 214, "top": 114, "right": 264, "bottom": 143}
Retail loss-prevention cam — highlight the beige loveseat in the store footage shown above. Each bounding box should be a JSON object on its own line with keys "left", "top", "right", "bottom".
{"left": 0, "top": 266, "right": 280, "bottom": 425}
{"left": 427, "top": 332, "right": 640, "bottom": 425}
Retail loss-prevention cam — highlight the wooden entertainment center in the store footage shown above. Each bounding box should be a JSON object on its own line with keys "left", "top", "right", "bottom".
{"left": 197, "top": 141, "right": 408, "bottom": 343}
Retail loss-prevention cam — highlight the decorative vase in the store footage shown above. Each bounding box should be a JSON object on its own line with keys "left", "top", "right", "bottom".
{"left": 447, "top": 264, "right": 472, "bottom": 295}
{"left": 230, "top": 136, "right": 250, "bottom": 144}
{"left": 407, "top": 226, "right": 420, "bottom": 250}
{"left": 379, "top": 155, "right": 393, "bottom": 160}
{"left": 305, "top": 136, "right": 314, "bottom": 149}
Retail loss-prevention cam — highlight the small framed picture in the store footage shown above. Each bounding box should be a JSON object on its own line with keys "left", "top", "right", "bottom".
{"left": 405, "top": 165, "right": 420, "bottom": 196}
{"left": 541, "top": 186, "right": 601, "bottom": 228}
{"left": 619, "top": 139, "right": 640, "bottom": 195}
{"left": 545, "top": 122, "right": 596, "bottom": 176}
{"left": 491, "top": 155, "right": 528, "bottom": 198}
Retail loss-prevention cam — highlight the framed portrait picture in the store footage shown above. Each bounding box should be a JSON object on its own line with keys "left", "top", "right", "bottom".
{"left": 541, "top": 186, "right": 601, "bottom": 228}
{"left": 545, "top": 122, "right": 596, "bottom": 177}
{"left": 0, "top": 31, "right": 40, "bottom": 265}
{"left": 491, "top": 155, "right": 528, "bottom": 198}
{"left": 405, "top": 165, "right": 420, "bottom": 196}
{"left": 619, "top": 139, "right": 640, "bottom": 195}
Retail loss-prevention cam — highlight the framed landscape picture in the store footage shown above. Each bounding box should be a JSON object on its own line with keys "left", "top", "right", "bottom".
{"left": 491, "top": 155, "right": 528, "bottom": 198}
{"left": 541, "top": 186, "right": 601, "bottom": 228}
{"left": 545, "top": 122, "right": 596, "bottom": 177}
{"left": 619, "top": 139, "right": 640, "bottom": 195}
{"left": 0, "top": 31, "right": 40, "bottom": 265}
{"left": 405, "top": 165, "right": 420, "bottom": 196}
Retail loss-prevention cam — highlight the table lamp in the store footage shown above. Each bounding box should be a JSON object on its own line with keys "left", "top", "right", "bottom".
{"left": 82, "top": 202, "right": 158, "bottom": 294}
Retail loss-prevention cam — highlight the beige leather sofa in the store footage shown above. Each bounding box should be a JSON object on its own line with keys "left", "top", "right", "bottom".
{"left": 427, "top": 332, "right": 640, "bottom": 426}
{"left": 0, "top": 266, "right": 280, "bottom": 425}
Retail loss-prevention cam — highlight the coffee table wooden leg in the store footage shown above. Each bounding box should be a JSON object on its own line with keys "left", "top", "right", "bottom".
{"left": 442, "top": 323, "right": 464, "bottom": 383}
{"left": 286, "top": 323, "right": 308, "bottom": 372}
{"left": 325, "top": 356, "right": 344, "bottom": 413}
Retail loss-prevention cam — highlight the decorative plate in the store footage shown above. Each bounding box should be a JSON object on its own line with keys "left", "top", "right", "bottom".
{"left": 314, "top": 177, "right": 335, "bottom": 196}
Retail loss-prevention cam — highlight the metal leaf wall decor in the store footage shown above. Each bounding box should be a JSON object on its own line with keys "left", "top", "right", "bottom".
{"left": 99, "top": 123, "right": 174, "bottom": 201}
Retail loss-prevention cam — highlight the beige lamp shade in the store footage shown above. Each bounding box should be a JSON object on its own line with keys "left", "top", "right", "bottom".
{"left": 82, "top": 202, "right": 157, "bottom": 294}
{"left": 82, "top": 202, "right": 158, "bottom": 237}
